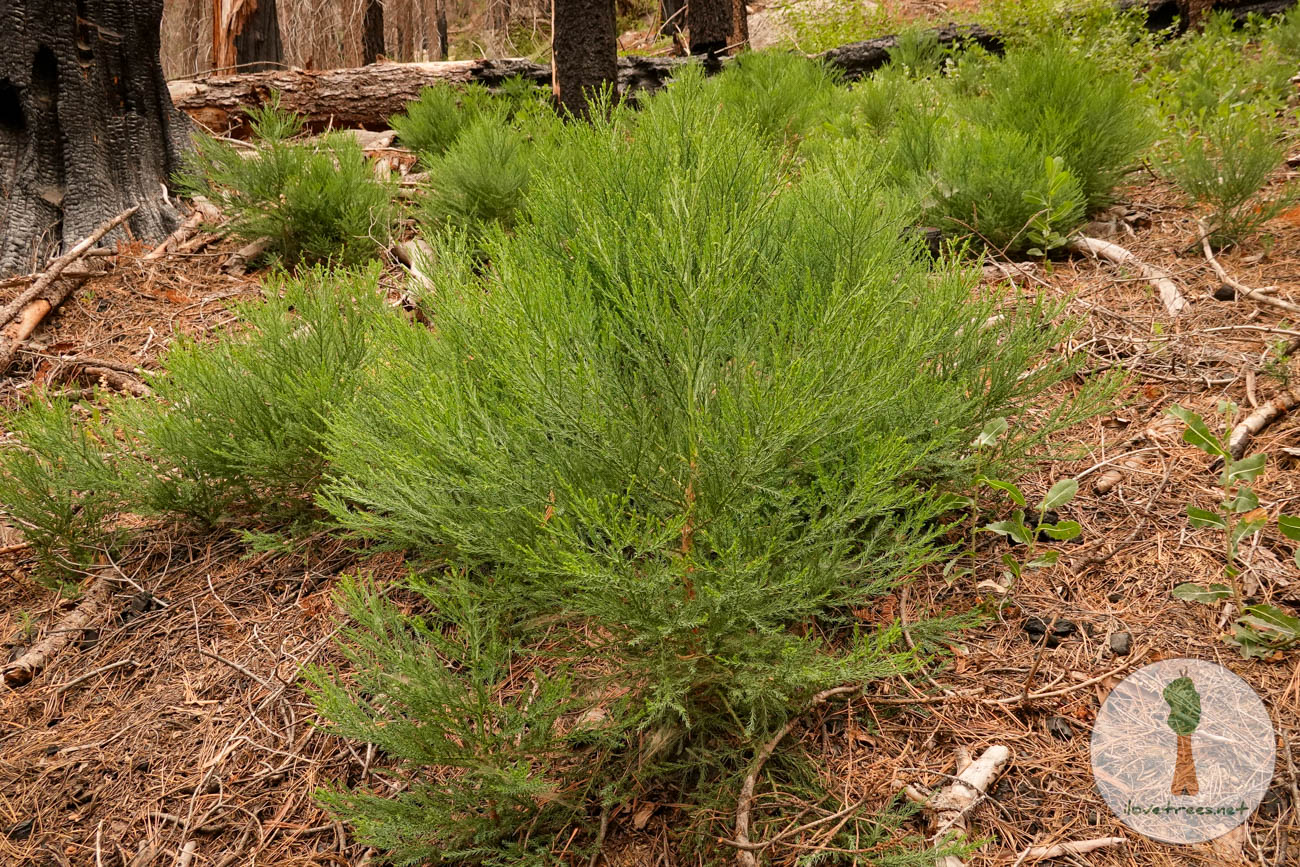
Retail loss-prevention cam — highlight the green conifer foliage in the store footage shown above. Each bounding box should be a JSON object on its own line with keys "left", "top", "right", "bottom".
{"left": 311, "top": 70, "right": 1102, "bottom": 859}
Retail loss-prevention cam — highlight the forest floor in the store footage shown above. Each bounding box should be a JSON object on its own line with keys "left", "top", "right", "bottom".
{"left": 4, "top": 56, "right": 1300, "bottom": 867}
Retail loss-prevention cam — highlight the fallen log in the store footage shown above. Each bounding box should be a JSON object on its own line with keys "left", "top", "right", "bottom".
{"left": 4, "top": 578, "right": 111, "bottom": 688}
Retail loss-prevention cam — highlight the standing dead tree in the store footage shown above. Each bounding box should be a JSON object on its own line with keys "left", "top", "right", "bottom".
{"left": 0, "top": 0, "right": 185, "bottom": 277}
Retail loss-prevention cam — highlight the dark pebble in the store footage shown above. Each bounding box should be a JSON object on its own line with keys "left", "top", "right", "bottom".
{"left": 1212, "top": 285, "right": 1237, "bottom": 301}
{"left": 1024, "top": 616, "right": 1077, "bottom": 647}
{"left": 1109, "top": 631, "right": 1132, "bottom": 656}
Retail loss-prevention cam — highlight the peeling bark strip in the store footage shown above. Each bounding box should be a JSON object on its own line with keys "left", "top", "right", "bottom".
{"left": 0, "top": 0, "right": 184, "bottom": 277}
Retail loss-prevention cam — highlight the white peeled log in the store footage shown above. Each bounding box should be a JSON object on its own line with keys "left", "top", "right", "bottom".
{"left": 1068, "top": 236, "right": 1188, "bottom": 318}
{"left": 903, "top": 745, "right": 1013, "bottom": 867}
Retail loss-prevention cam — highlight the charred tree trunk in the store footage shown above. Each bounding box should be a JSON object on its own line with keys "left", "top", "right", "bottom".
{"left": 0, "top": 0, "right": 184, "bottom": 277}
{"left": 660, "top": 0, "right": 686, "bottom": 34}
{"left": 231, "top": 0, "right": 282, "bottom": 71}
{"left": 688, "top": 0, "right": 733, "bottom": 55}
{"left": 731, "top": 0, "right": 748, "bottom": 50}
{"left": 551, "top": 0, "right": 617, "bottom": 118}
{"left": 362, "top": 0, "right": 385, "bottom": 63}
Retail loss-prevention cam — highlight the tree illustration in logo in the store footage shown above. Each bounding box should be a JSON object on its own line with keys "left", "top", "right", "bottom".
{"left": 1164, "top": 675, "right": 1202, "bottom": 796}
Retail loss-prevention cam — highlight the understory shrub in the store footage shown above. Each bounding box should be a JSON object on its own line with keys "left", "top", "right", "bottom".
{"left": 310, "top": 69, "right": 1103, "bottom": 860}
{"left": 419, "top": 118, "right": 535, "bottom": 234}
{"left": 969, "top": 39, "right": 1154, "bottom": 209}
{"left": 180, "top": 101, "right": 396, "bottom": 267}
{"left": 711, "top": 51, "right": 842, "bottom": 145}
{"left": 0, "top": 398, "right": 121, "bottom": 579}
{"left": 1163, "top": 106, "right": 1294, "bottom": 245}
{"left": 390, "top": 82, "right": 501, "bottom": 158}
{"left": 925, "top": 125, "right": 1087, "bottom": 254}
{"left": 0, "top": 267, "right": 393, "bottom": 560}
{"left": 1154, "top": 12, "right": 1295, "bottom": 117}
{"left": 117, "top": 265, "right": 393, "bottom": 525}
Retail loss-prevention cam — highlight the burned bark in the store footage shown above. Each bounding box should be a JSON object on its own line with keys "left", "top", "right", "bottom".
{"left": 551, "top": 0, "right": 618, "bottom": 118}
{"left": 231, "top": 0, "right": 282, "bottom": 71}
{"left": 688, "top": 0, "right": 734, "bottom": 55}
{"left": 0, "top": 0, "right": 185, "bottom": 277}
{"left": 362, "top": 0, "right": 385, "bottom": 64}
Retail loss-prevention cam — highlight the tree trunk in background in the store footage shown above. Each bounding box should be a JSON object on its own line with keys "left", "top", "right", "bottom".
{"left": 687, "top": 0, "right": 732, "bottom": 55}
{"left": 0, "top": 0, "right": 184, "bottom": 276}
{"left": 730, "top": 0, "right": 748, "bottom": 50}
{"left": 436, "top": 0, "right": 449, "bottom": 59}
{"left": 362, "top": 0, "right": 385, "bottom": 63}
{"left": 231, "top": 0, "right": 283, "bottom": 71}
{"left": 551, "top": 0, "right": 617, "bottom": 118}
{"left": 660, "top": 0, "right": 686, "bottom": 34}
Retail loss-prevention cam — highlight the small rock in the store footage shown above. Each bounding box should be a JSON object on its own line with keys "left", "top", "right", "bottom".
{"left": 1107, "top": 592, "right": 1122, "bottom": 603}
{"left": 1045, "top": 716, "right": 1075, "bottom": 740}
{"left": 1108, "top": 631, "right": 1132, "bottom": 656}
{"left": 1024, "top": 616, "right": 1077, "bottom": 647}
{"left": 1212, "top": 284, "right": 1237, "bottom": 301}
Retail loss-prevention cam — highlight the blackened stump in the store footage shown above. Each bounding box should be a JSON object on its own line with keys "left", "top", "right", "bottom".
{"left": 551, "top": 0, "right": 617, "bottom": 118}
{"left": 0, "top": 0, "right": 185, "bottom": 276}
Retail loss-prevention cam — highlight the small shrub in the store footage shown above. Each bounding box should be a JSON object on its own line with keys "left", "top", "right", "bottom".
{"left": 179, "top": 101, "right": 396, "bottom": 267}
{"left": 971, "top": 39, "right": 1154, "bottom": 209}
{"left": 117, "top": 265, "right": 392, "bottom": 525}
{"left": 0, "top": 397, "right": 120, "bottom": 579}
{"left": 712, "top": 50, "right": 841, "bottom": 145}
{"left": 926, "top": 125, "right": 1087, "bottom": 254}
{"left": 419, "top": 118, "right": 534, "bottom": 234}
{"left": 305, "top": 575, "right": 580, "bottom": 865}
{"left": 1156, "top": 12, "right": 1294, "bottom": 117}
{"left": 888, "top": 26, "right": 946, "bottom": 74}
{"left": 390, "top": 82, "right": 500, "bottom": 158}
{"left": 1163, "top": 107, "right": 1293, "bottom": 245}
{"left": 312, "top": 70, "right": 1102, "bottom": 859}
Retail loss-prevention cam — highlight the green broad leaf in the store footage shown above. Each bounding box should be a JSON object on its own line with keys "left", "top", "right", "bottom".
{"left": 1230, "top": 516, "right": 1268, "bottom": 545}
{"left": 1042, "top": 478, "right": 1079, "bottom": 510}
{"left": 1229, "top": 488, "right": 1259, "bottom": 514}
{"left": 1167, "top": 406, "right": 1226, "bottom": 457}
{"left": 1277, "top": 514, "right": 1300, "bottom": 541}
{"left": 1226, "top": 627, "right": 1273, "bottom": 659}
{"left": 1171, "top": 582, "right": 1232, "bottom": 603}
{"left": 983, "top": 513, "right": 1033, "bottom": 545}
{"left": 1186, "top": 506, "right": 1227, "bottom": 530}
{"left": 1226, "top": 454, "right": 1267, "bottom": 484}
{"left": 1001, "top": 552, "right": 1023, "bottom": 580}
{"left": 1238, "top": 604, "right": 1300, "bottom": 641}
{"left": 1039, "top": 520, "right": 1082, "bottom": 541}
{"left": 981, "top": 478, "right": 1026, "bottom": 507}
{"left": 935, "top": 492, "right": 976, "bottom": 512}
{"left": 975, "top": 418, "right": 1009, "bottom": 448}
{"left": 1026, "top": 551, "right": 1060, "bottom": 568}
